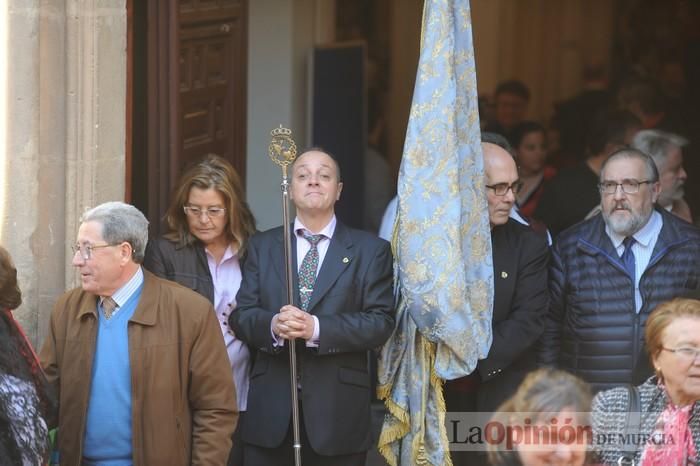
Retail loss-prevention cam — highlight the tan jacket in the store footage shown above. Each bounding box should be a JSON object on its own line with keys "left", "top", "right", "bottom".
{"left": 39, "top": 270, "right": 238, "bottom": 466}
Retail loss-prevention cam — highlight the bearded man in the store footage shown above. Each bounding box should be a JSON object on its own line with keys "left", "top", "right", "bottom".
{"left": 538, "top": 148, "right": 700, "bottom": 391}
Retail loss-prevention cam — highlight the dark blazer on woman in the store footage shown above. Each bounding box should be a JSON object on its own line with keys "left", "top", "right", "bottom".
{"left": 143, "top": 237, "right": 215, "bottom": 302}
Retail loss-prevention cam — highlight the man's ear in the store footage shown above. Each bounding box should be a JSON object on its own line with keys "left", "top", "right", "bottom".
{"left": 651, "top": 181, "right": 661, "bottom": 204}
{"left": 336, "top": 182, "right": 343, "bottom": 201}
{"left": 119, "top": 242, "right": 133, "bottom": 265}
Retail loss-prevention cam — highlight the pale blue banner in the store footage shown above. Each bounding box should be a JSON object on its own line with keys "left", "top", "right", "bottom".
{"left": 377, "top": 0, "right": 494, "bottom": 464}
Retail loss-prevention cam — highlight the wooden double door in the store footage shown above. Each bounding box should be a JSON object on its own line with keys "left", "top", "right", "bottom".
{"left": 129, "top": 0, "right": 248, "bottom": 235}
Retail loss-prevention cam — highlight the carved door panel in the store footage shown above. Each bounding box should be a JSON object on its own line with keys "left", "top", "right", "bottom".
{"left": 179, "top": 0, "right": 247, "bottom": 176}
{"left": 129, "top": 0, "right": 247, "bottom": 235}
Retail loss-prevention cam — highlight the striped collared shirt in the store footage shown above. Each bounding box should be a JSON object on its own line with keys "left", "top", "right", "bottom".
{"left": 100, "top": 267, "right": 144, "bottom": 317}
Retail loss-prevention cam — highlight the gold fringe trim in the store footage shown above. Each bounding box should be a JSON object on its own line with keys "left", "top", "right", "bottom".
{"left": 377, "top": 322, "right": 457, "bottom": 465}
{"left": 380, "top": 392, "right": 410, "bottom": 428}
{"left": 376, "top": 382, "right": 393, "bottom": 405}
{"left": 378, "top": 383, "right": 410, "bottom": 466}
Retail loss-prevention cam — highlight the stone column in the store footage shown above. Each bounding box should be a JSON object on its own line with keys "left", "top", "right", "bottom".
{"left": 3, "top": 0, "right": 126, "bottom": 347}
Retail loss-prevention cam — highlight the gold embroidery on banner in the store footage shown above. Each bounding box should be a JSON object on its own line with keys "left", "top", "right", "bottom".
{"left": 379, "top": 1, "right": 490, "bottom": 465}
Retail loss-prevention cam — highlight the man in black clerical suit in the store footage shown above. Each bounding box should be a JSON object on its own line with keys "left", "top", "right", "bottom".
{"left": 475, "top": 138, "right": 550, "bottom": 411}
{"left": 445, "top": 134, "right": 550, "bottom": 466}
{"left": 230, "top": 149, "right": 395, "bottom": 466}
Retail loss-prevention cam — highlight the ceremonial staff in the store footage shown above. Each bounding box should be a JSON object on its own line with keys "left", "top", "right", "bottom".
{"left": 268, "top": 125, "right": 302, "bottom": 466}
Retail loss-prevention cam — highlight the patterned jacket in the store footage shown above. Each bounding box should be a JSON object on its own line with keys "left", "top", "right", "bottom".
{"left": 592, "top": 377, "right": 700, "bottom": 465}
{"left": 538, "top": 208, "right": 700, "bottom": 391}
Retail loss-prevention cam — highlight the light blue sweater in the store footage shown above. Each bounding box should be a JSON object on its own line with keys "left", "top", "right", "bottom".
{"left": 82, "top": 285, "right": 143, "bottom": 466}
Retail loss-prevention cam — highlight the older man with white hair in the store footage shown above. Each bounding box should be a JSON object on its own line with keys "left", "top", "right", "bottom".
{"left": 632, "top": 128, "right": 691, "bottom": 222}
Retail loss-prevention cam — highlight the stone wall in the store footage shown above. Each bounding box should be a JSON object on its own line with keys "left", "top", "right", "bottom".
{"left": 3, "top": 1, "right": 126, "bottom": 347}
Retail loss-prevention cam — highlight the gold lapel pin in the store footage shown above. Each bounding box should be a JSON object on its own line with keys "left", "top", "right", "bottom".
{"left": 342, "top": 257, "right": 350, "bottom": 264}
{"left": 501, "top": 271, "right": 508, "bottom": 279}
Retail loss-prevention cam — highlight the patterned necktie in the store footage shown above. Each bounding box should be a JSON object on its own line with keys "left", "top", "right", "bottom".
{"left": 102, "top": 296, "right": 118, "bottom": 320}
{"left": 621, "top": 236, "right": 636, "bottom": 282}
{"left": 298, "top": 233, "right": 324, "bottom": 311}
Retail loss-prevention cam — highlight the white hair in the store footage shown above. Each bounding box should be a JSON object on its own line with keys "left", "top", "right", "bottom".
{"left": 631, "top": 129, "right": 687, "bottom": 171}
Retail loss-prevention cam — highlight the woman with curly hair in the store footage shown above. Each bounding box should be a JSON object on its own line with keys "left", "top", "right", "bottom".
{"left": 0, "top": 246, "right": 56, "bottom": 465}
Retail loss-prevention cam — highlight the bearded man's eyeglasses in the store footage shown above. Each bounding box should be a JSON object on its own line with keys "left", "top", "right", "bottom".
{"left": 599, "top": 180, "right": 652, "bottom": 195}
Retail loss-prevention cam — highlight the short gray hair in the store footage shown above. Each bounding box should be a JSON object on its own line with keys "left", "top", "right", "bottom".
{"left": 600, "top": 147, "right": 659, "bottom": 183}
{"left": 80, "top": 202, "right": 149, "bottom": 263}
{"left": 631, "top": 129, "right": 687, "bottom": 171}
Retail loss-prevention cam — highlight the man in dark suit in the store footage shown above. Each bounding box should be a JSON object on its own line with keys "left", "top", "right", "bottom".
{"left": 230, "top": 149, "right": 395, "bottom": 466}
{"left": 445, "top": 135, "right": 549, "bottom": 465}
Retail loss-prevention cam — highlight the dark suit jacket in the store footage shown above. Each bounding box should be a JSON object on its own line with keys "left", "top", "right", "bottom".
{"left": 475, "top": 219, "right": 550, "bottom": 411}
{"left": 229, "top": 221, "right": 395, "bottom": 456}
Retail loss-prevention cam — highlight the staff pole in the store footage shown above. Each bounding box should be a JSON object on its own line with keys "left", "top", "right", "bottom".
{"left": 268, "top": 126, "right": 302, "bottom": 466}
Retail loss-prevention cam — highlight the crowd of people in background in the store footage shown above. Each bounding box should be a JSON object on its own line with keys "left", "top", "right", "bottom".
{"left": 478, "top": 69, "right": 697, "bottom": 233}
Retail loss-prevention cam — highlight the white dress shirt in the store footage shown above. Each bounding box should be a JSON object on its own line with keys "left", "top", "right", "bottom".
{"left": 271, "top": 216, "right": 337, "bottom": 347}
{"left": 100, "top": 266, "right": 144, "bottom": 317}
